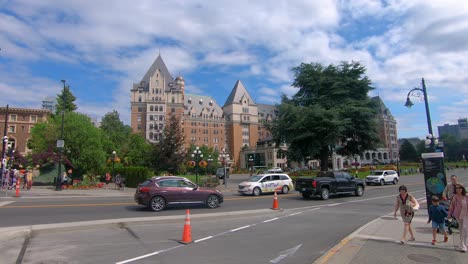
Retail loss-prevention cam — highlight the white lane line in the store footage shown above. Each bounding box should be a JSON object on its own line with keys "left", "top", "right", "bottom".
{"left": 230, "top": 225, "right": 251, "bottom": 232}
{"left": 263, "top": 217, "right": 279, "bottom": 223}
{"left": 195, "top": 236, "right": 213, "bottom": 243}
{"left": 116, "top": 245, "right": 183, "bottom": 264}
{"left": 0, "top": 201, "right": 15, "bottom": 207}
{"left": 287, "top": 212, "right": 302, "bottom": 216}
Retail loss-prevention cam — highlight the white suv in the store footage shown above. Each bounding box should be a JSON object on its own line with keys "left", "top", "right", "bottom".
{"left": 238, "top": 173, "right": 293, "bottom": 196}
{"left": 365, "top": 170, "right": 399, "bottom": 186}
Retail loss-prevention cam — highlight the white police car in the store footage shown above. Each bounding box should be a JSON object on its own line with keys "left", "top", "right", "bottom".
{"left": 238, "top": 173, "right": 293, "bottom": 196}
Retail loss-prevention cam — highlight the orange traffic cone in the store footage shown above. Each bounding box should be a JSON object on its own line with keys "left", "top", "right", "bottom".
{"left": 271, "top": 191, "right": 279, "bottom": 210}
{"left": 15, "top": 178, "right": 21, "bottom": 197}
{"left": 180, "top": 209, "right": 193, "bottom": 244}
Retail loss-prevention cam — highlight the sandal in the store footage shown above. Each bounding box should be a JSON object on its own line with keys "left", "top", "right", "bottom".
{"left": 408, "top": 237, "right": 415, "bottom": 241}
{"left": 431, "top": 240, "right": 436, "bottom": 245}
{"left": 399, "top": 240, "right": 405, "bottom": 245}
{"left": 444, "top": 236, "right": 448, "bottom": 243}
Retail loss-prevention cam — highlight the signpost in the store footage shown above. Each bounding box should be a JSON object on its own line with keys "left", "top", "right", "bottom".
{"left": 421, "top": 152, "right": 447, "bottom": 213}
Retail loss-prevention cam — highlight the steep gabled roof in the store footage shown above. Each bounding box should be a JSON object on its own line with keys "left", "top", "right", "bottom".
{"left": 141, "top": 55, "right": 173, "bottom": 84}
{"left": 223, "top": 80, "right": 256, "bottom": 107}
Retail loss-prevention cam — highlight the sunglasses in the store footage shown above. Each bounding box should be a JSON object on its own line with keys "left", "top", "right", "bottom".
{"left": 456, "top": 187, "right": 462, "bottom": 190}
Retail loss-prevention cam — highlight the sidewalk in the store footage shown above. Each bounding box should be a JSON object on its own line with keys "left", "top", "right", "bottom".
{"left": 314, "top": 202, "right": 467, "bottom": 264}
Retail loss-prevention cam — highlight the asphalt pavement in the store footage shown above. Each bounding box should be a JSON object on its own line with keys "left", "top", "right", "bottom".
{"left": 1, "top": 174, "right": 467, "bottom": 264}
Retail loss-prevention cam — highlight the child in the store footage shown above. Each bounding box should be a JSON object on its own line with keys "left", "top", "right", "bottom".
{"left": 427, "top": 195, "right": 448, "bottom": 245}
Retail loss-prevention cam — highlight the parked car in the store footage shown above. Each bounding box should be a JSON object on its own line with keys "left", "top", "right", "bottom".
{"left": 267, "top": 167, "right": 283, "bottom": 173}
{"left": 216, "top": 167, "right": 229, "bottom": 179}
{"left": 295, "top": 171, "right": 365, "bottom": 200}
{"left": 238, "top": 173, "right": 293, "bottom": 196}
{"left": 134, "top": 176, "right": 224, "bottom": 212}
{"left": 365, "top": 170, "right": 399, "bottom": 186}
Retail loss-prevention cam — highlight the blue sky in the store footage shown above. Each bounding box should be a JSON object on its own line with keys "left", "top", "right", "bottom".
{"left": 1, "top": 0, "right": 467, "bottom": 139}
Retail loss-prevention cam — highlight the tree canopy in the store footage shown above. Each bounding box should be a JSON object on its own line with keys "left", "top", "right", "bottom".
{"left": 269, "top": 61, "right": 379, "bottom": 171}
{"left": 399, "top": 139, "right": 418, "bottom": 162}
{"left": 55, "top": 84, "right": 77, "bottom": 115}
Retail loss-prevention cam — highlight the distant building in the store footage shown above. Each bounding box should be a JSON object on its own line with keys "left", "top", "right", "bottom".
{"left": 398, "top": 137, "right": 422, "bottom": 149}
{"left": 41, "top": 97, "right": 56, "bottom": 113}
{"left": 438, "top": 118, "right": 468, "bottom": 140}
{"left": 0, "top": 106, "right": 51, "bottom": 155}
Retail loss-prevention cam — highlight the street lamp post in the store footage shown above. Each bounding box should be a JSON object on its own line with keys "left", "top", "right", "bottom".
{"left": 55, "top": 80, "right": 66, "bottom": 191}
{"left": 219, "top": 148, "right": 229, "bottom": 187}
{"left": 207, "top": 155, "right": 213, "bottom": 175}
{"left": 7, "top": 143, "right": 14, "bottom": 169}
{"left": 405, "top": 78, "right": 435, "bottom": 149}
{"left": 191, "top": 147, "right": 203, "bottom": 184}
{"left": 248, "top": 155, "right": 254, "bottom": 176}
{"left": 1, "top": 104, "right": 9, "bottom": 188}
{"left": 112, "top": 151, "right": 116, "bottom": 180}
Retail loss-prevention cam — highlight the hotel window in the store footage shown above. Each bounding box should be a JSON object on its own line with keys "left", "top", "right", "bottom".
{"left": 10, "top": 114, "right": 17, "bottom": 122}
{"left": 137, "top": 115, "right": 141, "bottom": 122}
{"left": 243, "top": 107, "right": 249, "bottom": 113}
{"left": 137, "top": 124, "right": 141, "bottom": 130}
{"left": 8, "top": 125, "right": 15, "bottom": 133}
{"left": 21, "top": 126, "right": 25, "bottom": 132}
{"left": 30, "top": 115, "right": 37, "bottom": 122}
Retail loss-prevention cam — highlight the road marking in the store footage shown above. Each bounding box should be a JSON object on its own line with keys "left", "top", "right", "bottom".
{"left": 195, "top": 236, "right": 213, "bottom": 243}
{"left": 287, "top": 212, "right": 303, "bottom": 216}
{"left": 270, "top": 244, "right": 302, "bottom": 263}
{"left": 263, "top": 217, "right": 279, "bottom": 223}
{"left": 230, "top": 225, "right": 251, "bottom": 232}
{"left": 116, "top": 244, "right": 184, "bottom": 264}
{"left": 0, "top": 201, "right": 15, "bottom": 207}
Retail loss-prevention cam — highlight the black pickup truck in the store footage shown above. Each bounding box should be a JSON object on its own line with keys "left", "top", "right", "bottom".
{"left": 295, "top": 171, "right": 365, "bottom": 200}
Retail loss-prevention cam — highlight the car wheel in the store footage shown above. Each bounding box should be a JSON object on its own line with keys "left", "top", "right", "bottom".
{"left": 149, "top": 196, "right": 166, "bottom": 212}
{"left": 380, "top": 179, "right": 385, "bottom": 186}
{"left": 206, "top": 195, "right": 220, "bottom": 209}
{"left": 281, "top": 185, "right": 289, "bottom": 194}
{"left": 320, "top": 188, "right": 329, "bottom": 200}
{"left": 252, "top": 187, "right": 261, "bottom": 196}
{"left": 355, "top": 185, "right": 364, "bottom": 196}
{"left": 392, "top": 178, "right": 398, "bottom": 185}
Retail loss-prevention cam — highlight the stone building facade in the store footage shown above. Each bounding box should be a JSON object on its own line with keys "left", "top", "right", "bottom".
{"left": 0, "top": 106, "right": 51, "bottom": 155}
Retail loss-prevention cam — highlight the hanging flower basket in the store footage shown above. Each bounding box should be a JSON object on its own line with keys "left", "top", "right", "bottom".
{"left": 187, "top": 161, "right": 196, "bottom": 168}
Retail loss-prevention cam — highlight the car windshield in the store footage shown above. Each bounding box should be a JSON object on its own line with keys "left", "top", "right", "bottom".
{"left": 370, "top": 171, "right": 384, "bottom": 175}
{"left": 248, "top": 175, "right": 263, "bottom": 182}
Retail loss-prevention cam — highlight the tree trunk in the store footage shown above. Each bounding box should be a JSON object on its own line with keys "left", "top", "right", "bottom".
{"left": 319, "top": 147, "right": 329, "bottom": 171}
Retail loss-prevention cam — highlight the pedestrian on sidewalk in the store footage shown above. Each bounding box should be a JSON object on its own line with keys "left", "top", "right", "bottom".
{"left": 393, "top": 185, "right": 418, "bottom": 244}
{"left": 442, "top": 175, "right": 462, "bottom": 201}
{"left": 105, "top": 172, "right": 111, "bottom": 189}
{"left": 427, "top": 195, "right": 448, "bottom": 245}
{"left": 26, "top": 169, "right": 33, "bottom": 190}
{"left": 448, "top": 184, "right": 468, "bottom": 253}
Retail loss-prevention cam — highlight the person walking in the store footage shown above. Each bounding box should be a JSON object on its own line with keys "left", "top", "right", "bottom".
{"left": 105, "top": 172, "right": 111, "bottom": 189}
{"left": 443, "top": 175, "right": 461, "bottom": 201}
{"left": 427, "top": 195, "right": 448, "bottom": 245}
{"left": 448, "top": 184, "right": 468, "bottom": 252}
{"left": 26, "top": 169, "right": 33, "bottom": 190}
{"left": 62, "top": 172, "right": 69, "bottom": 189}
{"left": 393, "top": 185, "right": 419, "bottom": 244}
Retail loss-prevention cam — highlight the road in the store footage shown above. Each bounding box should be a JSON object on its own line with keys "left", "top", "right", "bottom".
{"left": 1, "top": 170, "right": 467, "bottom": 264}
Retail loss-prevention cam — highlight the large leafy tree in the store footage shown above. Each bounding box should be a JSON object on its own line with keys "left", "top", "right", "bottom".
{"left": 399, "top": 139, "right": 418, "bottom": 162}
{"left": 150, "top": 114, "right": 186, "bottom": 173}
{"left": 100, "top": 110, "right": 132, "bottom": 154}
{"left": 29, "top": 112, "right": 105, "bottom": 175}
{"left": 55, "top": 84, "right": 77, "bottom": 115}
{"left": 270, "top": 61, "right": 379, "bottom": 171}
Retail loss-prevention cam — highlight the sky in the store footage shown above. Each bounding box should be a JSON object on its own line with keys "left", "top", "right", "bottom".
{"left": 1, "top": 0, "right": 467, "bottom": 140}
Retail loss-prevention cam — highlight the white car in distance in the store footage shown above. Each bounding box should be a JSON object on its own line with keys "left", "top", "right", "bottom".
{"left": 365, "top": 170, "right": 399, "bottom": 186}
{"left": 238, "top": 173, "right": 293, "bottom": 196}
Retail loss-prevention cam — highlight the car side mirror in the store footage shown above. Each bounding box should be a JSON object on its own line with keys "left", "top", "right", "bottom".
{"left": 193, "top": 185, "right": 199, "bottom": 190}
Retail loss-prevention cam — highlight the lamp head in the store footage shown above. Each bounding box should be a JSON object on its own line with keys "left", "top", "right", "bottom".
{"left": 112, "top": 151, "right": 116, "bottom": 155}
{"left": 404, "top": 97, "right": 414, "bottom": 108}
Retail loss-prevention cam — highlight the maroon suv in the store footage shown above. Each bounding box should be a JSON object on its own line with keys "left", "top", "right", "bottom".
{"left": 134, "top": 176, "right": 224, "bottom": 212}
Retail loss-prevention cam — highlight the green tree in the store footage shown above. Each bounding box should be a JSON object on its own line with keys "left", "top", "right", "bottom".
{"left": 29, "top": 112, "right": 105, "bottom": 175}
{"left": 150, "top": 114, "right": 186, "bottom": 174}
{"left": 399, "top": 139, "right": 418, "bottom": 162}
{"left": 122, "top": 133, "right": 152, "bottom": 167}
{"left": 269, "top": 61, "right": 379, "bottom": 171}
{"left": 100, "top": 110, "right": 132, "bottom": 154}
{"left": 55, "top": 84, "right": 77, "bottom": 115}
{"left": 439, "top": 134, "right": 460, "bottom": 161}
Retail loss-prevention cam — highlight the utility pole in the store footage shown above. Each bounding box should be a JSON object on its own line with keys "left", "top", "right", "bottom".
{"left": 1, "top": 105, "right": 9, "bottom": 188}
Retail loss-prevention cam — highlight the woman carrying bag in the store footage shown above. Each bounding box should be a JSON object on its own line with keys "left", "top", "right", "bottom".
{"left": 393, "top": 185, "right": 419, "bottom": 244}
